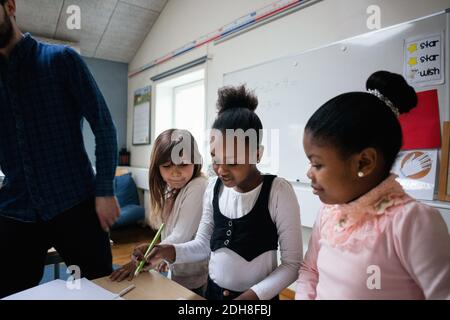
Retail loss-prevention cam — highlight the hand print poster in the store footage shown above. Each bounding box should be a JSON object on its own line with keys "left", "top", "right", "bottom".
{"left": 393, "top": 149, "right": 438, "bottom": 200}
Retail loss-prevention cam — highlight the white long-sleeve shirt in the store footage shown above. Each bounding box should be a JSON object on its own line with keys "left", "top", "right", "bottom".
{"left": 174, "top": 176, "right": 303, "bottom": 300}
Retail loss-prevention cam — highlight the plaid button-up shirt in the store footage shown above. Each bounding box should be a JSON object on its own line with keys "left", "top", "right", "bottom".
{"left": 0, "top": 34, "right": 118, "bottom": 222}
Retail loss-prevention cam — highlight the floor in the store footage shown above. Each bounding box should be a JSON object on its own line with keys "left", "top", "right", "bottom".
{"left": 109, "top": 225, "right": 293, "bottom": 300}
{"left": 110, "top": 225, "right": 155, "bottom": 266}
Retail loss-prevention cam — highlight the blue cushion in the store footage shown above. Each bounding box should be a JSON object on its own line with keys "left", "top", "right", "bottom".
{"left": 114, "top": 173, "right": 139, "bottom": 207}
{"left": 113, "top": 204, "right": 145, "bottom": 229}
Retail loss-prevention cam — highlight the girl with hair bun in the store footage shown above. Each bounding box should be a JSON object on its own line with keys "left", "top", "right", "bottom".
{"left": 135, "top": 85, "right": 303, "bottom": 300}
{"left": 296, "top": 71, "right": 450, "bottom": 300}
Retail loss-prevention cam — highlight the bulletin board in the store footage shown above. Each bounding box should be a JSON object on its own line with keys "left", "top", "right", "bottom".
{"left": 132, "top": 86, "right": 151, "bottom": 145}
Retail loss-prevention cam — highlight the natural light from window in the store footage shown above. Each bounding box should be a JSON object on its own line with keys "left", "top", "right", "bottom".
{"left": 155, "top": 69, "right": 206, "bottom": 160}
{"left": 174, "top": 80, "right": 205, "bottom": 158}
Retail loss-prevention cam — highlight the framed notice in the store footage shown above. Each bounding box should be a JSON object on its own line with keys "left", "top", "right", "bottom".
{"left": 404, "top": 33, "right": 444, "bottom": 87}
{"left": 132, "top": 86, "right": 151, "bottom": 145}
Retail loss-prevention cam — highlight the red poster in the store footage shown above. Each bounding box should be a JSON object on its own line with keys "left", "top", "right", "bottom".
{"left": 399, "top": 89, "right": 441, "bottom": 150}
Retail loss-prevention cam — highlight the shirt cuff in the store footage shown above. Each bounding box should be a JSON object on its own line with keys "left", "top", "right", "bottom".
{"left": 250, "top": 283, "right": 273, "bottom": 301}
{"left": 95, "top": 179, "right": 115, "bottom": 196}
{"left": 173, "top": 243, "right": 188, "bottom": 264}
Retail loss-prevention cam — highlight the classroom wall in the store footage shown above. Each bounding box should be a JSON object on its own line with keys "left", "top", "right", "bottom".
{"left": 128, "top": 0, "right": 450, "bottom": 196}
{"left": 82, "top": 57, "right": 128, "bottom": 164}
{"left": 128, "top": 0, "right": 450, "bottom": 211}
{"left": 127, "top": 0, "right": 450, "bottom": 168}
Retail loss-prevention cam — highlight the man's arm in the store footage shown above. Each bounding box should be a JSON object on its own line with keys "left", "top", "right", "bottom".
{"left": 61, "top": 47, "right": 120, "bottom": 231}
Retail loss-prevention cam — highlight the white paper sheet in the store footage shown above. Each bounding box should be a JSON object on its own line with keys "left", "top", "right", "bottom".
{"left": 2, "top": 278, "right": 123, "bottom": 300}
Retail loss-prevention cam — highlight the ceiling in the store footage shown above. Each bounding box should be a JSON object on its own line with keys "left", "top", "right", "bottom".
{"left": 15, "top": 0, "right": 168, "bottom": 63}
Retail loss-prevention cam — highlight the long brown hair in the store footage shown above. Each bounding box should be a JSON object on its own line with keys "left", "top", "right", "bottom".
{"left": 149, "top": 129, "right": 202, "bottom": 228}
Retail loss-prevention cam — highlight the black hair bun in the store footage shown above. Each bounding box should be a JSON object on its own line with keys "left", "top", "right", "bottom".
{"left": 217, "top": 85, "right": 258, "bottom": 114}
{"left": 366, "top": 70, "right": 418, "bottom": 115}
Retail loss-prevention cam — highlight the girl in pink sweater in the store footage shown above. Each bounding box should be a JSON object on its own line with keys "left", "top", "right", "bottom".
{"left": 296, "top": 71, "right": 450, "bottom": 300}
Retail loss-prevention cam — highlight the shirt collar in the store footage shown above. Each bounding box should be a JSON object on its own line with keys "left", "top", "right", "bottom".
{"left": 10, "top": 33, "right": 36, "bottom": 62}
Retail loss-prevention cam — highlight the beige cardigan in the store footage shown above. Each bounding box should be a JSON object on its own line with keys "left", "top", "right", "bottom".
{"left": 158, "top": 176, "right": 209, "bottom": 289}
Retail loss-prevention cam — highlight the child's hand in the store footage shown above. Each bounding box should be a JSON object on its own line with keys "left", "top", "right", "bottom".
{"left": 109, "top": 262, "right": 136, "bottom": 282}
{"left": 144, "top": 244, "right": 176, "bottom": 268}
{"left": 157, "top": 261, "right": 169, "bottom": 273}
{"left": 131, "top": 243, "right": 154, "bottom": 271}
{"left": 234, "top": 289, "right": 259, "bottom": 300}
{"left": 131, "top": 243, "right": 150, "bottom": 262}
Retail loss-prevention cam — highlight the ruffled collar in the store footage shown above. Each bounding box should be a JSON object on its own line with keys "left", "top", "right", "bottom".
{"left": 320, "top": 174, "right": 413, "bottom": 252}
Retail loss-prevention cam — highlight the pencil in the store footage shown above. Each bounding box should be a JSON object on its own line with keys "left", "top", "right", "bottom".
{"left": 134, "top": 223, "right": 165, "bottom": 276}
{"left": 113, "top": 284, "right": 136, "bottom": 299}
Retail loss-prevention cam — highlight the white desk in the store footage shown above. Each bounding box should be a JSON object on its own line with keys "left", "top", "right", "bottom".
{"left": 93, "top": 270, "right": 204, "bottom": 300}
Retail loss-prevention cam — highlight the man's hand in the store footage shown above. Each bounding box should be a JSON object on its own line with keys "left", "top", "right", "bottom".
{"left": 96, "top": 196, "right": 120, "bottom": 232}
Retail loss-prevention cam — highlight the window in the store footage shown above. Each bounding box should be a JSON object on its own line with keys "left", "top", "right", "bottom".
{"left": 154, "top": 69, "right": 206, "bottom": 159}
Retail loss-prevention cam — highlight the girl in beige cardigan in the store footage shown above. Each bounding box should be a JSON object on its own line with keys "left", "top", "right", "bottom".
{"left": 110, "top": 129, "right": 208, "bottom": 296}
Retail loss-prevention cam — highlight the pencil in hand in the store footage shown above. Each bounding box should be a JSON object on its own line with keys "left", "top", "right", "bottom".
{"left": 134, "top": 223, "right": 165, "bottom": 276}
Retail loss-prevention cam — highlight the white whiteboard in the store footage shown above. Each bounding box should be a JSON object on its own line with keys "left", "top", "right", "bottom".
{"left": 224, "top": 11, "right": 449, "bottom": 183}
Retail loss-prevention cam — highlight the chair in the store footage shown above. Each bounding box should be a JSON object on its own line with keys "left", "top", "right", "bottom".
{"left": 112, "top": 172, "right": 145, "bottom": 229}
{"left": 45, "top": 248, "right": 63, "bottom": 280}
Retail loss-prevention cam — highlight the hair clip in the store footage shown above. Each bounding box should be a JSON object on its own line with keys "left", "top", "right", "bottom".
{"left": 367, "top": 89, "right": 400, "bottom": 117}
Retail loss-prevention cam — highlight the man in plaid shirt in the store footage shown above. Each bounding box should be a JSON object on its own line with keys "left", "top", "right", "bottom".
{"left": 0, "top": 0, "right": 120, "bottom": 297}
